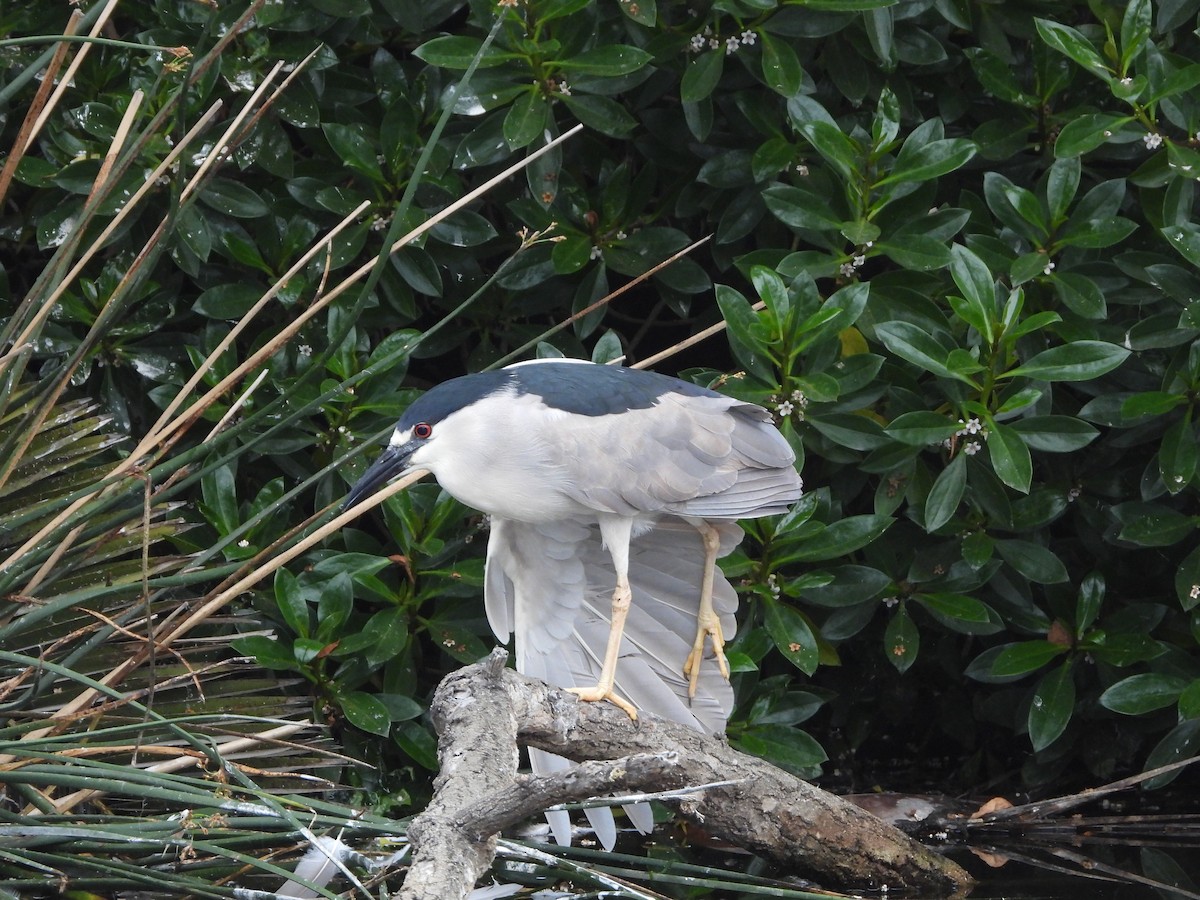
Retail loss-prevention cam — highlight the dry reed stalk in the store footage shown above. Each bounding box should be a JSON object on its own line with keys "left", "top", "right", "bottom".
{"left": 1, "top": 62, "right": 308, "bottom": 568}
{"left": 0, "top": 101, "right": 225, "bottom": 373}
{"left": 143, "top": 123, "right": 586, "bottom": 459}
{"left": 23, "top": 0, "right": 123, "bottom": 152}
{"left": 491, "top": 233, "right": 713, "bottom": 368}
{"left": 634, "top": 300, "right": 767, "bottom": 371}
{"left": 0, "top": 10, "right": 81, "bottom": 209}
{"left": 48, "top": 722, "right": 314, "bottom": 814}
{"left": 20, "top": 469, "right": 430, "bottom": 742}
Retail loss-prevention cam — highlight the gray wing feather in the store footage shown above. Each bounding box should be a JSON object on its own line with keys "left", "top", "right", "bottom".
{"left": 483, "top": 516, "right": 745, "bottom": 847}
{"left": 555, "top": 392, "right": 799, "bottom": 518}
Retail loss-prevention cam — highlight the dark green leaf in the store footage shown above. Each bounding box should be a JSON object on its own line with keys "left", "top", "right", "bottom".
{"left": 1177, "top": 545, "right": 1200, "bottom": 611}
{"left": 199, "top": 178, "right": 271, "bottom": 218}
{"left": 991, "top": 640, "right": 1067, "bottom": 676}
{"left": 884, "top": 606, "right": 918, "bottom": 673}
{"left": 733, "top": 724, "right": 828, "bottom": 775}
{"left": 949, "top": 244, "right": 996, "bottom": 342}
{"left": 807, "top": 414, "right": 888, "bottom": 450}
{"left": 1046, "top": 157, "right": 1081, "bottom": 224}
{"left": 413, "top": 35, "right": 518, "bottom": 69}
{"left": 762, "top": 184, "right": 841, "bottom": 232}
{"left": 780, "top": 515, "right": 893, "bottom": 563}
{"left": 876, "top": 234, "right": 952, "bottom": 270}
{"left": 878, "top": 138, "right": 976, "bottom": 186}
{"left": 995, "top": 538, "right": 1069, "bottom": 583}
{"left": 1119, "top": 0, "right": 1152, "bottom": 72}
{"left": 274, "top": 568, "right": 310, "bottom": 638}
{"left": 1162, "top": 223, "right": 1200, "bottom": 268}
{"left": 681, "top": 50, "right": 724, "bottom": 103}
{"left": 503, "top": 90, "right": 548, "bottom": 149}
{"left": 1034, "top": 18, "right": 1112, "bottom": 80}
{"left": 1100, "top": 673, "right": 1189, "bottom": 715}
{"left": 799, "top": 565, "right": 891, "bottom": 607}
{"left": 557, "top": 45, "right": 653, "bottom": 76}
{"left": 1005, "top": 341, "right": 1130, "bottom": 382}
{"left": 797, "top": 121, "right": 861, "bottom": 182}
{"left": 915, "top": 591, "right": 991, "bottom": 624}
{"left": 761, "top": 33, "right": 805, "bottom": 96}
{"left": 1118, "top": 507, "right": 1194, "bottom": 547}
{"left": 340, "top": 691, "right": 392, "bottom": 736}
{"left": 194, "top": 283, "right": 263, "bottom": 319}
{"left": 885, "top": 411, "right": 961, "bottom": 445}
{"left": 1144, "top": 720, "right": 1200, "bottom": 788}
{"left": 874, "top": 321, "right": 977, "bottom": 384}
{"left": 716, "top": 284, "right": 774, "bottom": 383}
{"left": 323, "top": 123, "right": 384, "bottom": 182}
{"left": 618, "top": 0, "right": 656, "bottom": 24}
{"left": 1009, "top": 416, "right": 1099, "bottom": 452}
{"left": 1051, "top": 272, "right": 1107, "bottom": 319}
{"left": 1030, "top": 663, "right": 1075, "bottom": 751}
{"left": 559, "top": 93, "right": 638, "bottom": 137}
{"left": 764, "top": 600, "right": 819, "bottom": 675}
{"left": 924, "top": 452, "right": 966, "bottom": 531}
{"left": 987, "top": 420, "right": 1032, "bottom": 492}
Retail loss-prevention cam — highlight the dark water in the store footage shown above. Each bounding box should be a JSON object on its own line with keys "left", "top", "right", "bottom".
{"left": 949, "top": 839, "right": 1200, "bottom": 900}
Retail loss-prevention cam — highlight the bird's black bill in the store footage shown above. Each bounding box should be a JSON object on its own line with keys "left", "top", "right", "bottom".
{"left": 342, "top": 445, "right": 412, "bottom": 512}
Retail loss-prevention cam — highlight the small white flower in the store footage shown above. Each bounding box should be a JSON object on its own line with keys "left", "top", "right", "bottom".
{"left": 1143, "top": 132, "right": 1163, "bottom": 149}
{"left": 839, "top": 262, "right": 857, "bottom": 278}
{"left": 963, "top": 440, "right": 981, "bottom": 456}
{"left": 298, "top": 344, "right": 312, "bottom": 356}
{"left": 1120, "top": 76, "right": 1133, "bottom": 86}
{"left": 616, "top": 230, "right": 628, "bottom": 240}
{"left": 776, "top": 400, "right": 794, "bottom": 417}
{"left": 237, "top": 539, "right": 250, "bottom": 548}
{"left": 766, "top": 573, "right": 781, "bottom": 597}
{"left": 1190, "top": 584, "right": 1200, "bottom": 600}
{"left": 1068, "top": 486, "right": 1082, "bottom": 502}
{"left": 725, "top": 36, "right": 740, "bottom": 55}
{"left": 689, "top": 34, "right": 706, "bottom": 52}
{"left": 740, "top": 30, "right": 756, "bottom": 45}
{"left": 590, "top": 245, "right": 602, "bottom": 260}
{"left": 790, "top": 389, "right": 809, "bottom": 407}
{"left": 1103, "top": 130, "right": 1113, "bottom": 137}
{"left": 882, "top": 596, "right": 899, "bottom": 608}
{"left": 957, "top": 417, "right": 983, "bottom": 436}
{"left": 853, "top": 254, "right": 866, "bottom": 267}
{"left": 1043, "top": 260, "right": 1055, "bottom": 275}
{"left": 370, "top": 215, "right": 390, "bottom": 232}
{"left": 557, "top": 80, "right": 571, "bottom": 96}
{"left": 708, "top": 37, "right": 720, "bottom": 50}
{"left": 795, "top": 164, "right": 809, "bottom": 176}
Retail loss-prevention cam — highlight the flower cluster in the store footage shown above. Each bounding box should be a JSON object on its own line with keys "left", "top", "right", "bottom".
{"left": 774, "top": 389, "right": 809, "bottom": 421}
{"left": 688, "top": 26, "right": 757, "bottom": 55}
{"left": 941, "top": 416, "right": 988, "bottom": 455}
{"left": 838, "top": 242, "right": 872, "bottom": 278}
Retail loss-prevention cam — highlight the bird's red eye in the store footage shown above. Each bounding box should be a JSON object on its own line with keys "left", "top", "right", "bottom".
{"left": 413, "top": 422, "right": 433, "bottom": 439}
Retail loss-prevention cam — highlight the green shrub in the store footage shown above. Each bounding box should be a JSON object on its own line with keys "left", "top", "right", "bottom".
{"left": 4, "top": 0, "right": 1200, "bottom": 809}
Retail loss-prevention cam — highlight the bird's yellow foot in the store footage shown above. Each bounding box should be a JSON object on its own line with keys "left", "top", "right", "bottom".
{"left": 567, "top": 684, "right": 639, "bottom": 721}
{"left": 683, "top": 613, "right": 730, "bottom": 699}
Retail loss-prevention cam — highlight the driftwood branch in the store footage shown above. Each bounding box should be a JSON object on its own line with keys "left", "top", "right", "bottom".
{"left": 398, "top": 649, "right": 972, "bottom": 899}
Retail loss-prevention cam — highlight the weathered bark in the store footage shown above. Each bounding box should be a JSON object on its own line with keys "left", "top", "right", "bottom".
{"left": 398, "top": 649, "right": 973, "bottom": 899}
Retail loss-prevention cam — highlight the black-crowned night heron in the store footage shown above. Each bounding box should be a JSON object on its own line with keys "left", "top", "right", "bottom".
{"left": 344, "top": 359, "right": 802, "bottom": 846}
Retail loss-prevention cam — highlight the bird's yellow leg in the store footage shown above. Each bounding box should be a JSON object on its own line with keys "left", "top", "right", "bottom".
{"left": 683, "top": 520, "right": 729, "bottom": 698}
{"left": 568, "top": 516, "right": 639, "bottom": 720}
{"left": 567, "top": 574, "right": 638, "bottom": 720}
